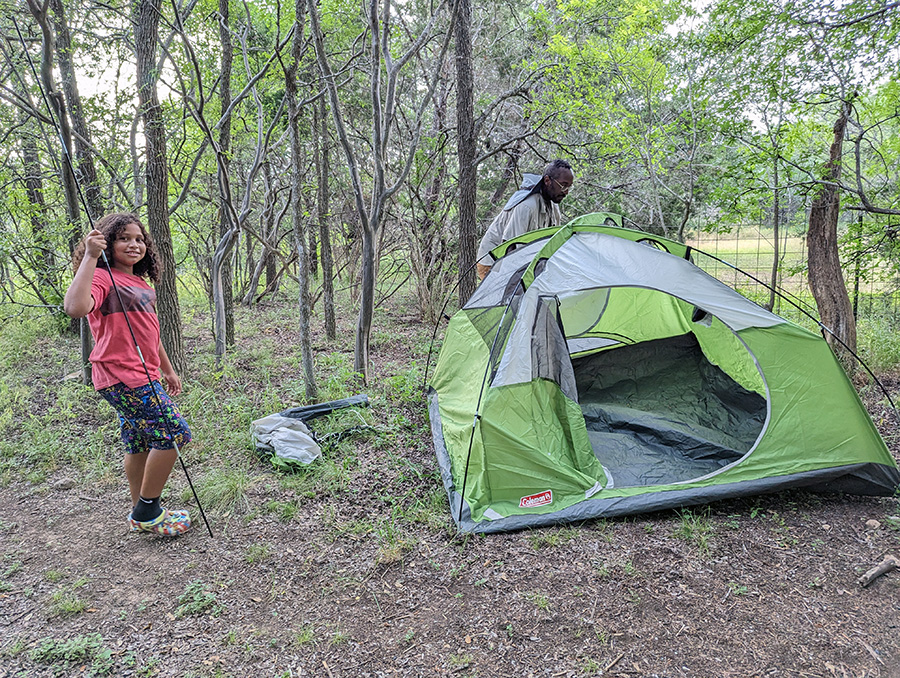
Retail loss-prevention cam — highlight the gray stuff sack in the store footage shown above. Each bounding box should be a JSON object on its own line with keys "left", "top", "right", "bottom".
{"left": 251, "top": 414, "right": 322, "bottom": 466}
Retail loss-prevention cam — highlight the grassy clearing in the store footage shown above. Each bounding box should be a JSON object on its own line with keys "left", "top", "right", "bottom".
{"left": 0, "top": 278, "right": 440, "bottom": 568}
{"left": 857, "top": 313, "right": 900, "bottom": 374}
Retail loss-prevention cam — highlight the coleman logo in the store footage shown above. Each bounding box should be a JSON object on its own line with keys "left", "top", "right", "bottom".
{"left": 519, "top": 490, "right": 552, "bottom": 508}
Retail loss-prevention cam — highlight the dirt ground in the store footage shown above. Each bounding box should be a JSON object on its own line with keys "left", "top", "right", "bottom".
{"left": 1, "top": 477, "right": 899, "bottom": 677}
{"left": 1, "top": 307, "right": 899, "bottom": 677}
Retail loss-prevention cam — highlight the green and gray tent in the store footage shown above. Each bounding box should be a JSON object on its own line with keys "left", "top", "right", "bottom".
{"left": 428, "top": 214, "right": 900, "bottom": 533}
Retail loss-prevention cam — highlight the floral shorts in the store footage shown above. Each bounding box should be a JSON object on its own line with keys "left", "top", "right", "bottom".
{"left": 98, "top": 381, "right": 192, "bottom": 455}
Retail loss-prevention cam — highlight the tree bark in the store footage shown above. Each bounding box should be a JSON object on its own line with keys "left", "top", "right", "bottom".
{"left": 25, "top": 0, "right": 80, "bottom": 249}
{"left": 49, "top": 0, "right": 103, "bottom": 220}
{"left": 19, "top": 110, "right": 56, "bottom": 298}
{"left": 218, "top": 0, "right": 235, "bottom": 347}
{"left": 309, "top": 0, "right": 455, "bottom": 380}
{"left": 287, "top": 0, "right": 317, "bottom": 399}
{"left": 134, "top": 0, "right": 186, "bottom": 373}
{"left": 455, "top": 0, "right": 476, "bottom": 304}
{"left": 315, "top": 95, "right": 336, "bottom": 340}
{"left": 807, "top": 99, "right": 856, "bottom": 361}
{"left": 767, "top": 155, "right": 780, "bottom": 312}
{"left": 263, "top": 161, "right": 278, "bottom": 294}
{"left": 25, "top": 0, "right": 90, "bottom": 363}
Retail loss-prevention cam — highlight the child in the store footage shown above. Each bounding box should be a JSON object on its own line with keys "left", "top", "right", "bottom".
{"left": 64, "top": 213, "right": 192, "bottom": 536}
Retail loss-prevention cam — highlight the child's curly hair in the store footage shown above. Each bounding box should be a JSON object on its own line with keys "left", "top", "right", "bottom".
{"left": 71, "top": 213, "right": 162, "bottom": 283}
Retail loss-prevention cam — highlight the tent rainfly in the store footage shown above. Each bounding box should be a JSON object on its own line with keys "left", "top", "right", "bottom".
{"left": 427, "top": 214, "right": 900, "bottom": 533}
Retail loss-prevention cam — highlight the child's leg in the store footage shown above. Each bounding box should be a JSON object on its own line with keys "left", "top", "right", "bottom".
{"left": 124, "top": 451, "right": 149, "bottom": 507}
{"left": 139, "top": 446, "right": 181, "bottom": 498}
{"left": 99, "top": 381, "right": 192, "bottom": 519}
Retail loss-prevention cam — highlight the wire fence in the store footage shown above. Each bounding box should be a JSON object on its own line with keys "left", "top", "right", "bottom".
{"left": 686, "top": 222, "right": 900, "bottom": 332}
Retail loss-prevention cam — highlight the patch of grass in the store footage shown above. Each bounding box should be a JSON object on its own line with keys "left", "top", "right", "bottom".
{"left": 382, "top": 364, "right": 423, "bottom": 407}
{"left": 858, "top": 314, "right": 900, "bottom": 373}
{"left": 1, "top": 636, "right": 26, "bottom": 657}
{"left": 522, "top": 590, "right": 550, "bottom": 612}
{"left": 277, "top": 453, "right": 356, "bottom": 499}
{"left": 174, "top": 580, "right": 221, "bottom": 618}
{"left": 332, "top": 517, "right": 376, "bottom": 539}
{"left": 405, "top": 486, "right": 450, "bottom": 531}
{"left": 192, "top": 465, "right": 259, "bottom": 515}
{"left": 294, "top": 624, "right": 316, "bottom": 646}
{"left": 245, "top": 542, "right": 272, "bottom": 564}
{"left": 3, "top": 553, "right": 23, "bottom": 580}
{"left": 316, "top": 353, "right": 363, "bottom": 401}
{"left": 527, "top": 526, "right": 579, "bottom": 549}
{"left": 672, "top": 507, "right": 712, "bottom": 555}
{"left": 47, "top": 579, "right": 90, "bottom": 618}
{"left": 449, "top": 652, "right": 473, "bottom": 667}
{"left": 29, "top": 633, "right": 113, "bottom": 675}
{"left": 374, "top": 513, "right": 412, "bottom": 566}
{"left": 580, "top": 656, "right": 601, "bottom": 674}
{"left": 0, "top": 315, "right": 62, "bottom": 371}
{"left": 591, "top": 519, "right": 614, "bottom": 543}
{"left": 44, "top": 569, "right": 65, "bottom": 583}
{"left": 329, "top": 628, "right": 350, "bottom": 646}
{"left": 884, "top": 513, "right": 900, "bottom": 543}
{"left": 728, "top": 581, "right": 748, "bottom": 596}
{"left": 264, "top": 499, "right": 301, "bottom": 522}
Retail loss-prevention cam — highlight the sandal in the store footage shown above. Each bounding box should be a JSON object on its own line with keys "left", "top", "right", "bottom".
{"left": 128, "top": 509, "right": 192, "bottom": 536}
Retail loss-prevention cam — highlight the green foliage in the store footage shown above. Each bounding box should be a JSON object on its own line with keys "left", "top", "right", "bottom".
{"left": 29, "top": 633, "right": 114, "bottom": 675}
{"left": 244, "top": 542, "right": 272, "bottom": 564}
{"left": 174, "top": 580, "right": 221, "bottom": 618}
{"left": 527, "top": 526, "right": 579, "bottom": 549}
{"left": 672, "top": 507, "right": 712, "bottom": 555}
{"left": 522, "top": 590, "right": 551, "bottom": 612}
{"left": 294, "top": 624, "right": 316, "bottom": 646}
{"left": 48, "top": 589, "right": 89, "bottom": 618}
{"left": 191, "top": 465, "right": 260, "bottom": 515}
{"left": 858, "top": 314, "right": 900, "bottom": 373}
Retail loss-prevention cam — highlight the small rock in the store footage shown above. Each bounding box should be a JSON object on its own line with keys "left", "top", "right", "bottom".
{"left": 822, "top": 523, "right": 831, "bottom": 531}
{"left": 865, "top": 519, "right": 881, "bottom": 530}
{"left": 52, "top": 478, "right": 75, "bottom": 491}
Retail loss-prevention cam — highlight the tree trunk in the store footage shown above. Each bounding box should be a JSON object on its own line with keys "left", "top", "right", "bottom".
{"left": 25, "top": 0, "right": 89, "bottom": 359}
{"left": 218, "top": 0, "right": 235, "bottom": 347}
{"left": 287, "top": 0, "right": 317, "bottom": 399}
{"left": 767, "top": 156, "right": 780, "bottom": 312}
{"left": 355, "top": 227, "right": 376, "bottom": 377}
{"left": 455, "top": 0, "right": 476, "bottom": 304}
{"left": 50, "top": 0, "right": 103, "bottom": 220}
{"left": 19, "top": 111, "right": 56, "bottom": 297}
{"left": 807, "top": 99, "right": 856, "bottom": 362}
{"left": 263, "top": 161, "right": 278, "bottom": 294}
{"left": 315, "top": 95, "right": 336, "bottom": 340}
{"left": 134, "top": 0, "right": 185, "bottom": 373}
{"left": 26, "top": 0, "right": 80, "bottom": 249}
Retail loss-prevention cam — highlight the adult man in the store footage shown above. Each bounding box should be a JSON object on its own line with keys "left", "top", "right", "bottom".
{"left": 476, "top": 159, "right": 574, "bottom": 280}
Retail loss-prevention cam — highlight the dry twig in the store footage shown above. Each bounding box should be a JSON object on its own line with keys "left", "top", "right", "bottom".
{"left": 857, "top": 554, "right": 899, "bottom": 587}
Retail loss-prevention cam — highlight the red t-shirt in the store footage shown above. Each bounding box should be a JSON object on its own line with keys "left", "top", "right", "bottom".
{"left": 88, "top": 267, "right": 161, "bottom": 390}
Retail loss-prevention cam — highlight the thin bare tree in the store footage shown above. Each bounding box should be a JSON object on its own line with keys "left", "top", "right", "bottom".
{"left": 307, "top": 0, "right": 458, "bottom": 380}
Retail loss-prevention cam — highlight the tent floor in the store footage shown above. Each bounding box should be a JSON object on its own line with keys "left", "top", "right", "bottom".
{"left": 573, "top": 333, "right": 767, "bottom": 488}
